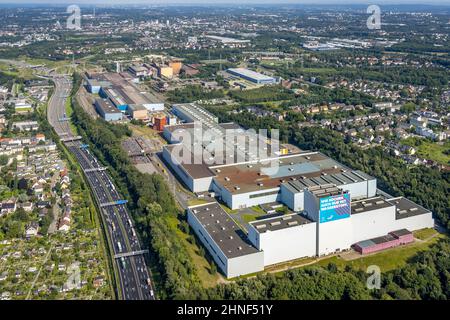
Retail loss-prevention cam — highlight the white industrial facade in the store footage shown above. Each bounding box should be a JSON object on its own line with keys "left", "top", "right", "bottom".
{"left": 248, "top": 214, "right": 317, "bottom": 266}
{"left": 351, "top": 201, "right": 397, "bottom": 244}
{"left": 162, "top": 146, "right": 214, "bottom": 193}
{"left": 166, "top": 104, "right": 436, "bottom": 278}
{"left": 186, "top": 189, "right": 435, "bottom": 278}
{"left": 187, "top": 203, "right": 264, "bottom": 278}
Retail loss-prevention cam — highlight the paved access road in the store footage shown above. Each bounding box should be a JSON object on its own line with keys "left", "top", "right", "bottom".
{"left": 47, "top": 75, "right": 155, "bottom": 300}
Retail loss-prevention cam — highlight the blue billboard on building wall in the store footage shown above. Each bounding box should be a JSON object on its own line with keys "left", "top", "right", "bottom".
{"left": 319, "top": 193, "right": 351, "bottom": 223}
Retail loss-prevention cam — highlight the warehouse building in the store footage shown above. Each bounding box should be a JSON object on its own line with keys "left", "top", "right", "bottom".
{"left": 248, "top": 213, "right": 316, "bottom": 266}
{"left": 127, "top": 104, "right": 148, "bottom": 120}
{"left": 354, "top": 229, "right": 414, "bottom": 254}
{"left": 94, "top": 99, "right": 123, "bottom": 122}
{"left": 188, "top": 184, "right": 434, "bottom": 278}
{"left": 226, "top": 68, "right": 277, "bottom": 85}
{"left": 85, "top": 72, "right": 165, "bottom": 116}
{"left": 174, "top": 105, "right": 435, "bottom": 278}
{"left": 187, "top": 202, "right": 264, "bottom": 278}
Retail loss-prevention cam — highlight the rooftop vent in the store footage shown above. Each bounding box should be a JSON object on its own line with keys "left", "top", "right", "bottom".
{"left": 270, "top": 221, "right": 281, "bottom": 226}
{"left": 225, "top": 177, "right": 230, "bottom": 181}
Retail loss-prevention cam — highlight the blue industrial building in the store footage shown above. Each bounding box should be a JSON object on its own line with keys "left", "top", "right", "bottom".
{"left": 94, "top": 98, "right": 123, "bottom": 122}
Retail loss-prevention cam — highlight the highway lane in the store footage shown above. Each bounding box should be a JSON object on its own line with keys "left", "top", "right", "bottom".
{"left": 47, "top": 75, "right": 155, "bottom": 300}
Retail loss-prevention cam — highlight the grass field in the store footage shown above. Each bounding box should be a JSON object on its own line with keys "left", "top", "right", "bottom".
{"left": 129, "top": 124, "right": 161, "bottom": 139}
{"left": 313, "top": 232, "right": 446, "bottom": 272}
{"left": 0, "top": 62, "right": 35, "bottom": 79}
{"left": 416, "top": 141, "right": 450, "bottom": 165}
{"left": 187, "top": 199, "right": 210, "bottom": 207}
{"left": 242, "top": 213, "right": 260, "bottom": 223}
{"left": 413, "top": 228, "right": 439, "bottom": 240}
{"left": 166, "top": 216, "right": 222, "bottom": 288}
{"left": 402, "top": 137, "right": 450, "bottom": 165}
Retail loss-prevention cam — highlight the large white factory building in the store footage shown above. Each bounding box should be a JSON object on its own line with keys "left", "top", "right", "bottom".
{"left": 166, "top": 103, "right": 435, "bottom": 278}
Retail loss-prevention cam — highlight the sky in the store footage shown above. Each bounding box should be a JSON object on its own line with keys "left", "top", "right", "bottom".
{"left": 1, "top": 0, "right": 449, "bottom": 5}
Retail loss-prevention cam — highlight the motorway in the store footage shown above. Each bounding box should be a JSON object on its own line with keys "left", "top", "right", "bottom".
{"left": 47, "top": 74, "right": 155, "bottom": 300}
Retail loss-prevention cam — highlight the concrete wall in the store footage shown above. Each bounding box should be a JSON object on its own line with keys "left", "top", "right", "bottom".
{"left": 367, "top": 179, "right": 377, "bottom": 197}
{"left": 249, "top": 221, "right": 317, "bottom": 266}
{"left": 318, "top": 218, "right": 353, "bottom": 255}
{"left": 395, "top": 212, "right": 434, "bottom": 232}
{"left": 192, "top": 176, "right": 213, "bottom": 193}
{"left": 162, "top": 147, "right": 194, "bottom": 191}
{"left": 351, "top": 206, "right": 396, "bottom": 244}
{"left": 227, "top": 252, "right": 264, "bottom": 278}
{"left": 187, "top": 207, "right": 264, "bottom": 278}
{"left": 340, "top": 181, "right": 369, "bottom": 200}
{"left": 280, "top": 184, "right": 295, "bottom": 210}
{"left": 221, "top": 187, "right": 281, "bottom": 210}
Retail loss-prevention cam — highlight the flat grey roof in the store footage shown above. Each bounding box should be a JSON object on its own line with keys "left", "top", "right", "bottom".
{"left": 390, "top": 229, "right": 412, "bottom": 237}
{"left": 281, "top": 170, "right": 375, "bottom": 195}
{"left": 227, "top": 68, "right": 275, "bottom": 81}
{"left": 387, "top": 197, "right": 431, "bottom": 220}
{"left": 95, "top": 99, "right": 121, "bottom": 114}
{"left": 164, "top": 144, "right": 216, "bottom": 179}
{"left": 250, "top": 213, "right": 313, "bottom": 234}
{"left": 307, "top": 184, "right": 344, "bottom": 198}
{"left": 351, "top": 197, "right": 393, "bottom": 215}
{"left": 189, "top": 202, "right": 259, "bottom": 259}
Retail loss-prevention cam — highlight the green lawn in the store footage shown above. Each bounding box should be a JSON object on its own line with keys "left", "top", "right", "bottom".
{"left": 402, "top": 138, "right": 450, "bottom": 165}
{"left": 220, "top": 204, "right": 238, "bottom": 215}
{"left": 187, "top": 199, "right": 210, "bottom": 207}
{"left": 314, "top": 233, "right": 446, "bottom": 272}
{"left": 413, "top": 228, "right": 438, "bottom": 240}
{"left": 166, "top": 216, "right": 221, "bottom": 288}
{"left": 242, "top": 213, "right": 260, "bottom": 223}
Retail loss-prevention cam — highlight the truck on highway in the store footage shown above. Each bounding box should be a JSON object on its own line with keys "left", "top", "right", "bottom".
{"left": 121, "top": 257, "right": 126, "bottom": 269}
{"left": 117, "top": 241, "right": 122, "bottom": 252}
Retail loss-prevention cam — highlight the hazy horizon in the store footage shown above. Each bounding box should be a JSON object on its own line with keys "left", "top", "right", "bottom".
{"left": 1, "top": 0, "right": 450, "bottom": 5}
